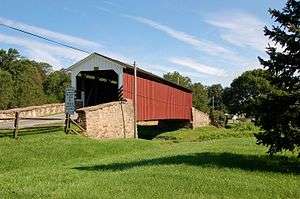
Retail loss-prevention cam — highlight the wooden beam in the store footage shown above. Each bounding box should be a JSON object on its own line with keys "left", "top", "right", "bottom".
{"left": 69, "top": 118, "right": 86, "bottom": 132}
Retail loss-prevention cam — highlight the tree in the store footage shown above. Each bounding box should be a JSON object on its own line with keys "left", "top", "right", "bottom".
{"left": 43, "top": 70, "right": 71, "bottom": 102}
{"left": 223, "top": 69, "right": 275, "bottom": 116}
{"left": 10, "top": 60, "right": 48, "bottom": 107}
{"left": 34, "top": 62, "right": 53, "bottom": 81}
{"left": 0, "top": 49, "right": 48, "bottom": 108}
{"left": 0, "top": 48, "right": 62, "bottom": 109}
{"left": 192, "top": 83, "right": 209, "bottom": 112}
{"left": 0, "top": 48, "right": 20, "bottom": 71}
{"left": 255, "top": 0, "right": 300, "bottom": 155}
{"left": 163, "top": 71, "right": 192, "bottom": 89}
{"left": 0, "top": 70, "right": 13, "bottom": 109}
{"left": 208, "top": 84, "right": 224, "bottom": 111}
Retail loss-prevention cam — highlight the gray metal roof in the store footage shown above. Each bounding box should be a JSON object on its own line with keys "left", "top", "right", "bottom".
{"left": 69, "top": 52, "right": 192, "bottom": 93}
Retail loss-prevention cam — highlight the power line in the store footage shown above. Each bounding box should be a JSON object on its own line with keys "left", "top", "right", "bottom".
{"left": 0, "top": 23, "right": 90, "bottom": 54}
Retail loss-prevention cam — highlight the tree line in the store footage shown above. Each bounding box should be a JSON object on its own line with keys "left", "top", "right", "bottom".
{"left": 0, "top": 49, "right": 70, "bottom": 110}
{"left": 165, "top": 0, "right": 299, "bottom": 156}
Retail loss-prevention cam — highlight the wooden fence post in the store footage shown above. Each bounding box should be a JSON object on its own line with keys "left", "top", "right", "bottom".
{"left": 68, "top": 114, "right": 71, "bottom": 131}
{"left": 13, "top": 112, "right": 20, "bottom": 139}
{"left": 64, "top": 113, "right": 70, "bottom": 134}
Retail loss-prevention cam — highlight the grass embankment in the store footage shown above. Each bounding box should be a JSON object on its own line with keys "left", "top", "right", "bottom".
{"left": 0, "top": 125, "right": 299, "bottom": 198}
{"left": 155, "top": 122, "right": 260, "bottom": 142}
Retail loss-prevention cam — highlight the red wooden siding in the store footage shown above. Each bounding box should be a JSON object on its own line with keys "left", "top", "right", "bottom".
{"left": 123, "top": 73, "right": 192, "bottom": 121}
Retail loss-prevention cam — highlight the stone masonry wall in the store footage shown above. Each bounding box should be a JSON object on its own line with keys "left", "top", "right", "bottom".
{"left": 77, "top": 100, "right": 134, "bottom": 139}
{"left": 192, "top": 107, "right": 210, "bottom": 128}
{"left": 0, "top": 103, "right": 64, "bottom": 120}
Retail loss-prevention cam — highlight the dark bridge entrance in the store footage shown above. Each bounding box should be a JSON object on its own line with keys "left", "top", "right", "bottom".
{"left": 76, "top": 70, "right": 119, "bottom": 107}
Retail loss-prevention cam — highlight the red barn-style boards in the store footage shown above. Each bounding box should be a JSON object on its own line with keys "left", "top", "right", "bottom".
{"left": 69, "top": 53, "right": 193, "bottom": 122}
{"left": 123, "top": 70, "right": 192, "bottom": 121}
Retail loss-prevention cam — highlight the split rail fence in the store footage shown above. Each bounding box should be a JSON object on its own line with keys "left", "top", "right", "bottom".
{"left": 0, "top": 112, "right": 85, "bottom": 138}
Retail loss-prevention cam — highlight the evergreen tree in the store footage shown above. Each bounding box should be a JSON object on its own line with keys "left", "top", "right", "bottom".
{"left": 255, "top": 0, "right": 300, "bottom": 155}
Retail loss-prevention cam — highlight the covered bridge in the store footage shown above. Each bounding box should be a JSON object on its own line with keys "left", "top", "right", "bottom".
{"left": 69, "top": 53, "right": 193, "bottom": 122}
{"left": 68, "top": 53, "right": 208, "bottom": 139}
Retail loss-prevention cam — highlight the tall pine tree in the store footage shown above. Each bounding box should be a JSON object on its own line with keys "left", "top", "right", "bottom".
{"left": 255, "top": 0, "right": 300, "bottom": 156}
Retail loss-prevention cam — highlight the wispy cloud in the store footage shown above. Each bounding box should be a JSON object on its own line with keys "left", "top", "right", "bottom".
{"left": 95, "top": 6, "right": 112, "bottom": 14}
{"left": 0, "top": 33, "right": 87, "bottom": 69}
{"left": 0, "top": 17, "right": 133, "bottom": 69}
{"left": 169, "top": 57, "right": 227, "bottom": 77}
{"left": 138, "top": 62, "right": 212, "bottom": 84}
{"left": 123, "top": 14, "right": 251, "bottom": 66}
{"left": 63, "top": 7, "right": 86, "bottom": 17}
{"left": 123, "top": 15, "right": 232, "bottom": 56}
{"left": 0, "top": 32, "right": 135, "bottom": 70}
{"left": 102, "top": 0, "right": 121, "bottom": 8}
{"left": 205, "top": 12, "right": 267, "bottom": 52}
{"left": 0, "top": 17, "right": 100, "bottom": 48}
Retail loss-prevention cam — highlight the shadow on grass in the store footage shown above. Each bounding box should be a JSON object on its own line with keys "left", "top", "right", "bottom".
{"left": 138, "top": 123, "right": 185, "bottom": 140}
{"left": 74, "top": 152, "right": 300, "bottom": 174}
{"left": 137, "top": 125, "right": 172, "bottom": 140}
{"left": 0, "top": 125, "right": 63, "bottom": 138}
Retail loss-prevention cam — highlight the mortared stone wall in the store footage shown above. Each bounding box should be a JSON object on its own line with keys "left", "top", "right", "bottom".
{"left": 191, "top": 107, "right": 210, "bottom": 128}
{"left": 77, "top": 100, "right": 134, "bottom": 139}
{"left": 0, "top": 103, "right": 64, "bottom": 120}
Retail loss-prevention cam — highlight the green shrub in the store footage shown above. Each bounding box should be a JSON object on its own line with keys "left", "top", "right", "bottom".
{"left": 227, "top": 122, "right": 260, "bottom": 132}
{"left": 209, "top": 110, "right": 226, "bottom": 127}
{"left": 155, "top": 126, "right": 255, "bottom": 142}
{"left": 237, "top": 117, "right": 249, "bottom": 123}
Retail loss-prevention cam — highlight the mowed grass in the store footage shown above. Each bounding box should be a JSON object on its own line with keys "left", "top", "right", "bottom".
{"left": 0, "top": 126, "right": 299, "bottom": 198}
{"left": 155, "top": 125, "right": 257, "bottom": 142}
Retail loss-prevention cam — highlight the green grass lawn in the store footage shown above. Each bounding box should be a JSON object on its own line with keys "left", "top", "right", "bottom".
{"left": 0, "top": 126, "right": 299, "bottom": 198}
{"left": 155, "top": 126, "right": 255, "bottom": 142}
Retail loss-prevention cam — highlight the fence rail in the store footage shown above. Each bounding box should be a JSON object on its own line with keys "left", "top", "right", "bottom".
{"left": 0, "top": 118, "right": 15, "bottom": 121}
{"left": 19, "top": 117, "right": 63, "bottom": 121}
{"left": 0, "top": 112, "right": 84, "bottom": 138}
{"left": 0, "top": 117, "right": 62, "bottom": 121}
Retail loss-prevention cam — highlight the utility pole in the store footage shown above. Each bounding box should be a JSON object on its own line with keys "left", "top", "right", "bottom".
{"left": 133, "top": 61, "right": 138, "bottom": 138}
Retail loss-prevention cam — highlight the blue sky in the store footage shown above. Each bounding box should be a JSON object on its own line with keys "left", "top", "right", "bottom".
{"left": 0, "top": 0, "right": 285, "bottom": 86}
